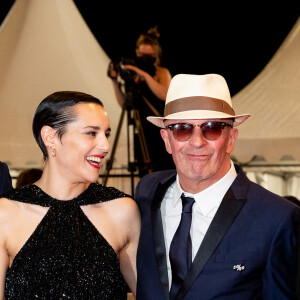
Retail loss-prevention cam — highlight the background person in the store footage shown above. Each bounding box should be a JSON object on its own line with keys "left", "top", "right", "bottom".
{"left": 0, "top": 91, "right": 141, "bottom": 299}
{"left": 0, "top": 161, "right": 12, "bottom": 195}
{"left": 108, "top": 26, "right": 175, "bottom": 176}
{"left": 134, "top": 73, "right": 300, "bottom": 299}
{"left": 16, "top": 168, "right": 43, "bottom": 188}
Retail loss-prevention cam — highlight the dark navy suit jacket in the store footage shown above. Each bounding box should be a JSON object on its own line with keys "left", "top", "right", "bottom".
{"left": 135, "top": 165, "right": 300, "bottom": 300}
{"left": 0, "top": 161, "right": 12, "bottom": 196}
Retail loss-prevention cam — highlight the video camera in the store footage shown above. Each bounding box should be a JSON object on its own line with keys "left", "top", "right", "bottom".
{"left": 108, "top": 55, "right": 156, "bottom": 83}
{"left": 108, "top": 57, "right": 136, "bottom": 83}
{"left": 108, "top": 55, "right": 157, "bottom": 106}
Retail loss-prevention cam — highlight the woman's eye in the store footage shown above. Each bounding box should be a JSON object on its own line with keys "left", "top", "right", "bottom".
{"left": 87, "top": 131, "right": 97, "bottom": 136}
{"left": 105, "top": 132, "right": 111, "bottom": 138}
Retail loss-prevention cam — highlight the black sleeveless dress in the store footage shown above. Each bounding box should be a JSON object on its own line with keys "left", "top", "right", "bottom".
{"left": 3, "top": 183, "right": 130, "bottom": 299}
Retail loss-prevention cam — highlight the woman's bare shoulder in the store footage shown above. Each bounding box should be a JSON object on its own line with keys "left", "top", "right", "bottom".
{"left": 0, "top": 197, "right": 18, "bottom": 214}
{"left": 111, "top": 197, "right": 141, "bottom": 239}
{"left": 156, "top": 66, "right": 172, "bottom": 84}
{"left": 0, "top": 198, "right": 18, "bottom": 232}
{"left": 103, "top": 196, "right": 140, "bottom": 226}
{"left": 111, "top": 196, "right": 139, "bottom": 213}
{"left": 0, "top": 197, "right": 39, "bottom": 224}
{"left": 157, "top": 66, "right": 171, "bottom": 76}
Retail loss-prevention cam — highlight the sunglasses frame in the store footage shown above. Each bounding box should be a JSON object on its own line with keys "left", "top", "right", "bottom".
{"left": 165, "top": 121, "right": 233, "bottom": 141}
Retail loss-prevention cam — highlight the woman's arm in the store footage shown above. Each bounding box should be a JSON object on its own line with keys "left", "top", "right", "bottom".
{"left": 108, "top": 62, "right": 127, "bottom": 107}
{"left": 124, "top": 65, "right": 171, "bottom": 101}
{"left": 0, "top": 199, "right": 9, "bottom": 300}
{"left": 111, "top": 78, "right": 127, "bottom": 107}
{"left": 118, "top": 198, "right": 141, "bottom": 298}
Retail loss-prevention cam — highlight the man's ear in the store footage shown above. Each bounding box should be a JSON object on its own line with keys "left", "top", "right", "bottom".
{"left": 160, "top": 129, "right": 172, "bottom": 154}
{"left": 40, "top": 126, "right": 57, "bottom": 149}
{"left": 226, "top": 128, "right": 239, "bottom": 155}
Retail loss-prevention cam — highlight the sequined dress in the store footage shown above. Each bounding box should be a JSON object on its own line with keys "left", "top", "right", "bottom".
{"left": 3, "top": 183, "right": 130, "bottom": 299}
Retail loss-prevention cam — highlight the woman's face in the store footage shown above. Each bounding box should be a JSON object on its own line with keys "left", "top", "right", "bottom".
{"left": 136, "top": 44, "right": 157, "bottom": 74}
{"left": 54, "top": 103, "right": 111, "bottom": 184}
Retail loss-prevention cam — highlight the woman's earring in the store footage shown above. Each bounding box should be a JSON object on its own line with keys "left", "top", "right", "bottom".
{"left": 48, "top": 146, "right": 56, "bottom": 158}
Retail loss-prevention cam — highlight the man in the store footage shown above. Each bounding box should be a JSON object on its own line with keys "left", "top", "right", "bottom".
{"left": 0, "top": 161, "right": 12, "bottom": 195}
{"left": 135, "top": 73, "right": 300, "bottom": 299}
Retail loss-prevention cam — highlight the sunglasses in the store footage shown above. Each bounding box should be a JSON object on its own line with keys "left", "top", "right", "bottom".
{"left": 165, "top": 121, "right": 233, "bottom": 142}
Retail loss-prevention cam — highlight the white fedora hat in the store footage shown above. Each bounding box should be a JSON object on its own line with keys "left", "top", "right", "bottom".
{"left": 147, "top": 73, "right": 251, "bottom": 128}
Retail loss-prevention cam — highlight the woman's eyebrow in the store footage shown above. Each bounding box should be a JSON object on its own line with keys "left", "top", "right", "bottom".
{"left": 83, "top": 125, "right": 112, "bottom": 132}
{"left": 83, "top": 125, "right": 100, "bottom": 130}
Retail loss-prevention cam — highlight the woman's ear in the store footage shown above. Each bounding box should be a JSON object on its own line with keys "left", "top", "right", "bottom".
{"left": 41, "top": 126, "right": 57, "bottom": 149}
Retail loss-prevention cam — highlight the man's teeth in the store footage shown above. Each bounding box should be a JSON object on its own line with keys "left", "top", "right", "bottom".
{"left": 87, "top": 156, "right": 101, "bottom": 165}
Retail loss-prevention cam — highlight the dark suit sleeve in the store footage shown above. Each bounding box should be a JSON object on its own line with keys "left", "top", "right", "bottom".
{"left": 294, "top": 217, "right": 300, "bottom": 300}
{"left": 0, "top": 162, "right": 13, "bottom": 195}
{"left": 263, "top": 207, "right": 300, "bottom": 299}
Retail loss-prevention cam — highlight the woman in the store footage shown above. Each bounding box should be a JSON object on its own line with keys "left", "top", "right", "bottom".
{"left": 109, "top": 26, "right": 175, "bottom": 176}
{"left": 0, "top": 91, "right": 141, "bottom": 299}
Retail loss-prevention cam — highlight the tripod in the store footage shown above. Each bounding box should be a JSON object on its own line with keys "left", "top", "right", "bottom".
{"left": 102, "top": 89, "right": 153, "bottom": 196}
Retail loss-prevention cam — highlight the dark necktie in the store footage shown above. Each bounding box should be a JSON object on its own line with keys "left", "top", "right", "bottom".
{"left": 169, "top": 194, "right": 195, "bottom": 299}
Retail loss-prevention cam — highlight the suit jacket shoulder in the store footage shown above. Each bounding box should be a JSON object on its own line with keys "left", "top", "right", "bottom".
{"left": 232, "top": 164, "right": 300, "bottom": 213}
{"left": 0, "top": 161, "right": 13, "bottom": 196}
{"left": 135, "top": 169, "right": 176, "bottom": 205}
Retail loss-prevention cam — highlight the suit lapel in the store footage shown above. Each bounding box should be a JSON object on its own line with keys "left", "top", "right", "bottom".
{"left": 175, "top": 187, "right": 247, "bottom": 300}
{"left": 151, "top": 174, "right": 176, "bottom": 300}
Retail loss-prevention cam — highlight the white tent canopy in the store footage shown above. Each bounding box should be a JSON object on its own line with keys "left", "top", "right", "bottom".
{"left": 232, "top": 17, "right": 300, "bottom": 164}
{"left": 231, "top": 17, "right": 300, "bottom": 199}
{"left": 0, "top": 0, "right": 133, "bottom": 193}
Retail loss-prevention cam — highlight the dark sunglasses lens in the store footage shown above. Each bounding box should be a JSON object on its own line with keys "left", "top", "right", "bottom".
{"left": 172, "top": 124, "right": 193, "bottom": 141}
{"left": 202, "top": 123, "right": 223, "bottom": 140}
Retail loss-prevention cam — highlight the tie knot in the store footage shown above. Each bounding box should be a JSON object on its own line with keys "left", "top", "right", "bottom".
{"left": 181, "top": 194, "right": 195, "bottom": 213}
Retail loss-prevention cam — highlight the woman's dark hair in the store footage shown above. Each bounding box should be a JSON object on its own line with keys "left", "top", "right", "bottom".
{"left": 136, "top": 26, "right": 162, "bottom": 65}
{"left": 283, "top": 195, "right": 300, "bottom": 207}
{"left": 32, "top": 91, "right": 104, "bottom": 161}
{"left": 16, "top": 168, "right": 43, "bottom": 188}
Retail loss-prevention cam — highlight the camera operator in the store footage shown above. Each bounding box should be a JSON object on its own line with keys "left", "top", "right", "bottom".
{"left": 108, "top": 26, "right": 175, "bottom": 176}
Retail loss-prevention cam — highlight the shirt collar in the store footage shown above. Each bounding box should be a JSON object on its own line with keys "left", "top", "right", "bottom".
{"left": 173, "top": 161, "right": 237, "bottom": 216}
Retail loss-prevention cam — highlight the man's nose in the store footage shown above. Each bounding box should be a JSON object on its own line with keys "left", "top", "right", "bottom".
{"left": 189, "top": 126, "right": 207, "bottom": 146}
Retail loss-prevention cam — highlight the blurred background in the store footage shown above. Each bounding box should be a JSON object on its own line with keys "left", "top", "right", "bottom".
{"left": 1, "top": 1, "right": 299, "bottom": 95}
{"left": 0, "top": 1, "right": 299, "bottom": 198}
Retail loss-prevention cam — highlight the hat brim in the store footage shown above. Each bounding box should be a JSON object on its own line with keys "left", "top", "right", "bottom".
{"left": 147, "top": 110, "right": 251, "bottom": 128}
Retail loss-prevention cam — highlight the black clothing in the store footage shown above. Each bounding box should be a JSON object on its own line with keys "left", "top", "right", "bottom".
{"left": 132, "top": 80, "right": 175, "bottom": 176}
{"left": 3, "top": 183, "right": 129, "bottom": 299}
{"left": 0, "top": 161, "right": 12, "bottom": 195}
